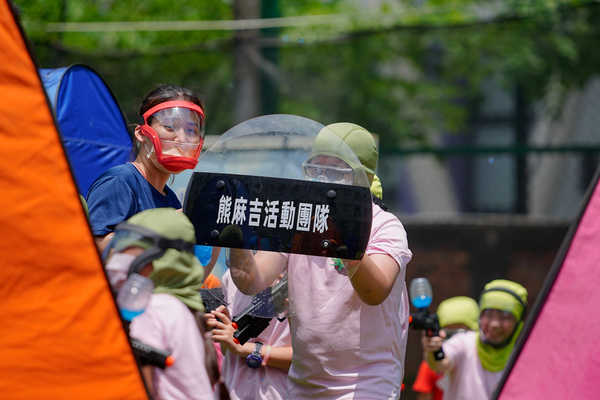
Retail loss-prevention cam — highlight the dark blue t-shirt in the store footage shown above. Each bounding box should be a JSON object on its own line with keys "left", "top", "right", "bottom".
{"left": 86, "top": 162, "right": 182, "bottom": 236}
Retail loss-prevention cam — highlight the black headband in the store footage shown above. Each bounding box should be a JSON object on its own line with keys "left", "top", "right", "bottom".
{"left": 115, "top": 222, "right": 195, "bottom": 254}
{"left": 480, "top": 287, "right": 527, "bottom": 317}
{"left": 113, "top": 222, "right": 195, "bottom": 276}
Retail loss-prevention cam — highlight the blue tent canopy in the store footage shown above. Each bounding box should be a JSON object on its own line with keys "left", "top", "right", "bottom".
{"left": 39, "top": 64, "right": 133, "bottom": 195}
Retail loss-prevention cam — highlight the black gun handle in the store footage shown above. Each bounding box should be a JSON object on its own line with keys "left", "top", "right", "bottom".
{"left": 233, "top": 316, "right": 272, "bottom": 346}
{"left": 425, "top": 326, "right": 445, "bottom": 360}
{"left": 131, "top": 338, "right": 174, "bottom": 369}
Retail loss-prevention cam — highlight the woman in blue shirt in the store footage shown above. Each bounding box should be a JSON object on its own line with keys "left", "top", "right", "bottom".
{"left": 87, "top": 84, "right": 205, "bottom": 252}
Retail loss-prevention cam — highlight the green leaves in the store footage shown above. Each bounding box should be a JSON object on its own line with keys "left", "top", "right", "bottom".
{"left": 15, "top": 0, "right": 600, "bottom": 146}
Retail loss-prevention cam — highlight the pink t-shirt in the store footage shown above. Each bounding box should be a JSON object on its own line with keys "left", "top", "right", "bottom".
{"left": 286, "top": 203, "right": 412, "bottom": 399}
{"left": 442, "top": 331, "right": 504, "bottom": 400}
{"left": 219, "top": 270, "right": 291, "bottom": 400}
{"left": 129, "top": 293, "right": 214, "bottom": 400}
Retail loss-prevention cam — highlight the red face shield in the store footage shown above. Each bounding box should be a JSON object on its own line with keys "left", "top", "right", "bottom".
{"left": 139, "top": 100, "right": 205, "bottom": 172}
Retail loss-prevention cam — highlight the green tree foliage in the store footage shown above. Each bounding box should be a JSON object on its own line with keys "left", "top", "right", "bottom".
{"left": 17, "top": 0, "right": 235, "bottom": 135}
{"left": 14, "top": 0, "right": 600, "bottom": 148}
{"left": 276, "top": 0, "right": 600, "bottom": 147}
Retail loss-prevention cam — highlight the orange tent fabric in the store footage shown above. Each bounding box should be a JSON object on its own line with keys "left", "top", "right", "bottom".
{"left": 0, "top": 2, "right": 148, "bottom": 399}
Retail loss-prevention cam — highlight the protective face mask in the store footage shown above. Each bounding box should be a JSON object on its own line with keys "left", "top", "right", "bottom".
{"left": 139, "top": 104, "right": 204, "bottom": 173}
{"left": 142, "top": 136, "right": 199, "bottom": 172}
{"left": 160, "top": 140, "right": 200, "bottom": 158}
{"left": 105, "top": 253, "right": 136, "bottom": 291}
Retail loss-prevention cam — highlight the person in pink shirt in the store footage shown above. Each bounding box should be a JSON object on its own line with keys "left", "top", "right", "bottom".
{"left": 103, "top": 208, "right": 229, "bottom": 400}
{"left": 421, "top": 280, "right": 528, "bottom": 400}
{"left": 227, "top": 123, "right": 413, "bottom": 399}
{"left": 412, "top": 296, "right": 480, "bottom": 400}
{"left": 207, "top": 268, "right": 292, "bottom": 400}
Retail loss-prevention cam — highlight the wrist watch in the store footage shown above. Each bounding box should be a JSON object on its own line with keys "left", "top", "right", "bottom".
{"left": 246, "top": 342, "right": 263, "bottom": 369}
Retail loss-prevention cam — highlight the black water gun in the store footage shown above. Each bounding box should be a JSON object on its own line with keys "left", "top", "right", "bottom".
{"left": 131, "top": 338, "right": 175, "bottom": 369}
{"left": 409, "top": 277, "right": 445, "bottom": 360}
{"left": 232, "top": 275, "right": 288, "bottom": 345}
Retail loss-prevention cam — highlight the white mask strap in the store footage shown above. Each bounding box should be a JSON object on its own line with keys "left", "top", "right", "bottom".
{"left": 144, "top": 140, "right": 155, "bottom": 159}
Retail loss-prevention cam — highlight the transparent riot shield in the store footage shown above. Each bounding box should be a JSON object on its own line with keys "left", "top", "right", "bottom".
{"left": 184, "top": 115, "right": 372, "bottom": 323}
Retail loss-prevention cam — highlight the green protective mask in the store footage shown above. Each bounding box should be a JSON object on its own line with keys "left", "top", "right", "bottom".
{"left": 476, "top": 279, "right": 528, "bottom": 372}
{"left": 309, "top": 122, "right": 378, "bottom": 186}
{"left": 437, "top": 296, "right": 480, "bottom": 331}
{"left": 370, "top": 174, "right": 383, "bottom": 200}
{"left": 476, "top": 322, "right": 523, "bottom": 372}
{"left": 127, "top": 208, "right": 205, "bottom": 311}
{"left": 479, "top": 279, "right": 528, "bottom": 321}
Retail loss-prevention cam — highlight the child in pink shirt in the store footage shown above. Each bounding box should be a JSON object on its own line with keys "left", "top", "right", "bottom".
{"left": 227, "top": 123, "right": 413, "bottom": 399}
{"left": 103, "top": 208, "right": 228, "bottom": 400}
{"left": 207, "top": 269, "right": 292, "bottom": 400}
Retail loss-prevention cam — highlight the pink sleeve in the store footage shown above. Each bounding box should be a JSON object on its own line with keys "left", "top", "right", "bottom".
{"left": 366, "top": 205, "right": 412, "bottom": 270}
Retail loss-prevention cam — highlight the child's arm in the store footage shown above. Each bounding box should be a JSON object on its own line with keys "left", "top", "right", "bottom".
{"left": 348, "top": 253, "right": 401, "bottom": 305}
{"left": 207, "top": 306, "right": 292, "bottom": 370}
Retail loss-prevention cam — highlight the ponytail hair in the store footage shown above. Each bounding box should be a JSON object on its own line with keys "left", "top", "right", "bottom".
{"left": 194, "top": 311, "right": 230, "bottom": 400}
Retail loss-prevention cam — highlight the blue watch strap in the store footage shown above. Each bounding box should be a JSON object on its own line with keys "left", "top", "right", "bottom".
{"left": 246, "top": 342, "right": 263, "bottom": 368}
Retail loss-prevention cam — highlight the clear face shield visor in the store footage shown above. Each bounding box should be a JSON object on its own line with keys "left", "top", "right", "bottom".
{"left": 139, "top": 101, "right": 206, "bottom": 171}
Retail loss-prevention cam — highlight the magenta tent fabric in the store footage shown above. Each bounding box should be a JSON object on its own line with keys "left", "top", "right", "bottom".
{"left": 495, "top": 170, "right": 600, "bottom": 399}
